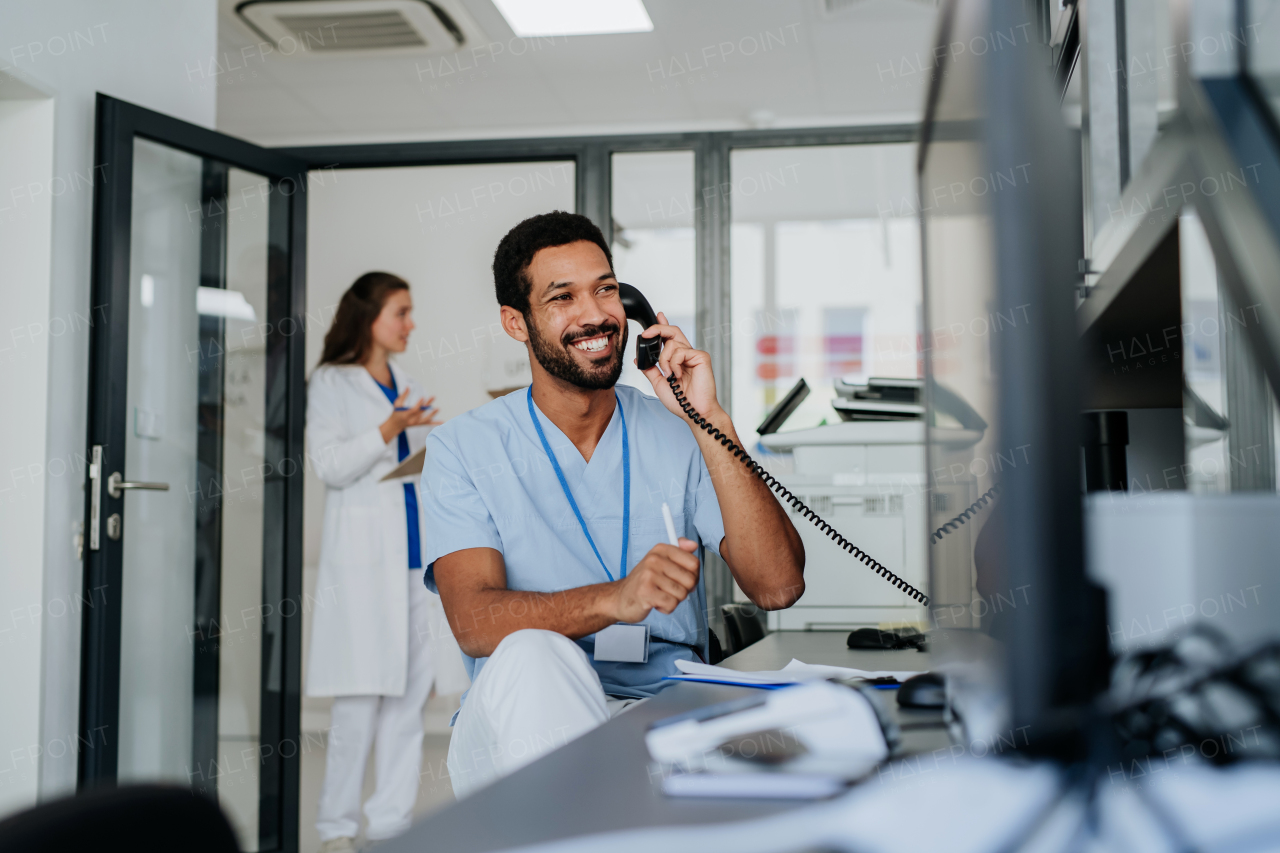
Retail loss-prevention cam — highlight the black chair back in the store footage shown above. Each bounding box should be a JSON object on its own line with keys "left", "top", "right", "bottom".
{"left": 721, "top": 603, "right": 768, "bottom": 655}
{"left": 0, "top": 785, "right": 240, "bottom": 853}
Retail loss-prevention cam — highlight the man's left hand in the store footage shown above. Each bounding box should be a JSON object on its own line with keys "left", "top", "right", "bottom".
{"left": 638, "top": 312, "right": 724, "bottom": 426}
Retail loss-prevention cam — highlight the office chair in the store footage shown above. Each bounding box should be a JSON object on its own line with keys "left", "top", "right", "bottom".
{"left": 721, "top": 603, "right": 768, "bottom": 655}
{"left": 0, "top": 784, "right": 241, "bottom": 853}
{"left": 707, "top": 628, "right": 725, "bottom": 664}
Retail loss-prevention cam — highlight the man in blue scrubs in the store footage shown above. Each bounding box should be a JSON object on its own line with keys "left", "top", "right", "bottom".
{"left": 420, "top": 211, "right": 805, "bottom": 796}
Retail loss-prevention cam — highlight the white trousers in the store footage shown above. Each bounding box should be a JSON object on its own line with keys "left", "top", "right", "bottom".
{"left": 316, "top": 569, "right": 435, "bottom": 842}
{"left": 446, "top": 629, "right": 639, "bottom": 799}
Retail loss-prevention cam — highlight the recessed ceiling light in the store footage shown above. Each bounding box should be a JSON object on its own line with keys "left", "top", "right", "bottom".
{"left": 492, "top": 0, "right": 653, "bottom": 37}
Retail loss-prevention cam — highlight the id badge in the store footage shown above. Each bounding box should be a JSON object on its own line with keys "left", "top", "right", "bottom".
{"left": 594, "top": 623, "right": 649, "bottom": 663}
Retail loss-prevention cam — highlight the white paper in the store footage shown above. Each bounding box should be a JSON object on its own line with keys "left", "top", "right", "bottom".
{"left": 662, "top": 771, "right": 846, "bottom": 799}
{"left": 667, "top": 658, "right": 921, "bottom": 686}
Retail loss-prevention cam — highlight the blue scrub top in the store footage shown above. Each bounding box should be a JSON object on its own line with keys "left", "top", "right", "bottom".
{"left": 420, "top": 384, "right": 726, "bottom": 701}
{"left": 374, "top": 374, "right": 423, "bottom": 570}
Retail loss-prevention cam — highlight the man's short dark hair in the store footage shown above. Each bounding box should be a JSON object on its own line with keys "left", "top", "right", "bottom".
{"left": 493, "top": 211, "right": 613, "bottom": 316}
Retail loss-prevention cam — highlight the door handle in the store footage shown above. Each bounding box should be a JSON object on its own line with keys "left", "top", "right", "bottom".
{"left": 89, "top": 446, "right": 103, "bottom": 551}
{"left": 107, "top": 471, "right": 171, "bottom": 499}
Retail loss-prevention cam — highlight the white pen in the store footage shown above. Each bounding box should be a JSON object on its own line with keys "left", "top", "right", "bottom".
{"left": 661, "top": 502, "right": 679, "bottom": 546}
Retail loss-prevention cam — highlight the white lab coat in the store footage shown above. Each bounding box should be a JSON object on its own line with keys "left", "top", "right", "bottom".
{"left": 304, "top": 361, "right": 467, "bottom": 698}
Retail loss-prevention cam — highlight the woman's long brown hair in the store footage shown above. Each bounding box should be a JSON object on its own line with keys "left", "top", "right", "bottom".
{"left": 318, "top": 272, "right": 410, "bottom": 367}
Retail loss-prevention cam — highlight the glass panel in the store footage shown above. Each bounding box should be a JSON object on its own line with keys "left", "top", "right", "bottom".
{"left": 1180, "top": 209, "right": 1229, "bottom": 493}
{"left": 729, "top": 144, "right": 925, "bottom": 632}
{"left": 610, "top": 150, "right": 696, "bottom": 395}
{"left": 919, "top": 27, "right": 997, "bottom": 639}
{"left": 729, "top": 144, "right": 921, "bottom": 437}
{"left": 119, "top": 139, "right": 272, "bottom": 851}
{"left": 300, "top": 161, "right": 574, "bottom": 848}
{"left": 119, "top": 139, "right": 202, "bottom": 785}
{"left": 212, "top": 166, "right": 271, "bottom": 847}
{"left": 1181, "top": 208, "right": 1279, "bottom": 493}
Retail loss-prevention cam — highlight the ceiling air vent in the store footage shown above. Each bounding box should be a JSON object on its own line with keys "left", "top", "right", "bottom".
{"left": 235, "top": 0, "right": 483, "bottom": 56}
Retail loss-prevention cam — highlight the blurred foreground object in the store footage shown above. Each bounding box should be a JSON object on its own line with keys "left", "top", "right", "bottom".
{"left": 0, "top": 785, "right": 239, "bottom": 853}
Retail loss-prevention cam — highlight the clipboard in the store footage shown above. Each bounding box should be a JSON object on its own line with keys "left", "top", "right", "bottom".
{"left": 380, "top": 446, "right": 426, "bottom": 481}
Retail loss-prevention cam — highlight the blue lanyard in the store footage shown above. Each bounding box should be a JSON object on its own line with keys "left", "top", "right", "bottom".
{"left": 527, "top": 387, "right": 630, "bottom": 582}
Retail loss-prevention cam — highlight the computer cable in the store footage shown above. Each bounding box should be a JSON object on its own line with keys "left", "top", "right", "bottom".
{"left": 1107, "top": 625, "right": 1280, "bottom": 765}
{"left": 973, "top": 628, "right": 1280, "bottom": 852}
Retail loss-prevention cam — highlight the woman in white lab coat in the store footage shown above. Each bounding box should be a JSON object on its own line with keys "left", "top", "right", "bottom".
{"left": 306, "top": 271, "right": 467, "bottom": 852}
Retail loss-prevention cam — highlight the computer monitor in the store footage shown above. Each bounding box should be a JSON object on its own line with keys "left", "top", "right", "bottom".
{"left": 918, "top": 0, "right": 1109, "bottom": 757}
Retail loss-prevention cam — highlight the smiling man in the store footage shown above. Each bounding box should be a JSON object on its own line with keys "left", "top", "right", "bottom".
{"left": 419, "top": 211, "right": 804, "bottom": 796}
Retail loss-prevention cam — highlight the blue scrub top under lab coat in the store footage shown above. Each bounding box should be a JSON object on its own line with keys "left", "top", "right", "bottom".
{"left": 420, "top": 383, "right": 726, "bottom": 702}
{"left": 374, "top": 374, "right": 423, "bottom": 569}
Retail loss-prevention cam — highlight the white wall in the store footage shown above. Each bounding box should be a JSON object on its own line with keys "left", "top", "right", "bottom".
{"left": 0, "top": 87, "right": 55, "bottom": 818}
{"left": 0, "top": 1, "right": 218, "bottom": 811}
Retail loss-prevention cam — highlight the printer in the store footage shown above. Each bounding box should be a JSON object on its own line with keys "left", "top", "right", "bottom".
{"left": 751, "top": 377, "right": 983, "bottom": 631}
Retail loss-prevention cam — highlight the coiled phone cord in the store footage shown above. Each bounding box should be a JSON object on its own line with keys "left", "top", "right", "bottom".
{"left": 929, "top": 484, "right": 1001, "bottom": 544}
{"left": 665, "top": 373, "right": 931, "bottom": 606}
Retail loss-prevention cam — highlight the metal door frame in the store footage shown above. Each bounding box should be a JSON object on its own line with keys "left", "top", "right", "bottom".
{"left": 82, "top": 93, "right": 309, "bottom": 852}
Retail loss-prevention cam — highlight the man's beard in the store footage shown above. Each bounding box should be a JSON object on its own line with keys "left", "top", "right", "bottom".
{"left": 527, "top": 315, "right": 627, "bottom": 390}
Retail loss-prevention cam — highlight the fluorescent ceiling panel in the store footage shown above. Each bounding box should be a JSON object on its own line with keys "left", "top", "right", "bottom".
{"left": 492, "top": 0, "right": 653, "bottom": 37}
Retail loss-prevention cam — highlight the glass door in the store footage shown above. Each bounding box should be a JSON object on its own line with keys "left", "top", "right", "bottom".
{"left": 82, "top": 96, "right": 308, "bottom": 852}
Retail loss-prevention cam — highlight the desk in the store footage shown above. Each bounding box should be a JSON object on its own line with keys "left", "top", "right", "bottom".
{"left": 381, "top": 632, "right": 944, "bottom": 853}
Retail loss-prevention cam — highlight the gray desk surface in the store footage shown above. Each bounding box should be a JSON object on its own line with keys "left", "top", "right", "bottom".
{"left": 382, "top": 632, "right": 942, "bottom": 853}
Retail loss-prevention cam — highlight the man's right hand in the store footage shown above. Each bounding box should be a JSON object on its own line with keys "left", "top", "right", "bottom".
{"left": 611, "top": 540, "right": 700, "bottom": 624}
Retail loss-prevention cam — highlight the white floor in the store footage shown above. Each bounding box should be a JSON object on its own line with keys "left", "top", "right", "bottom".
{"left": 298, "top": 692, "right": 461, "bottom": 853}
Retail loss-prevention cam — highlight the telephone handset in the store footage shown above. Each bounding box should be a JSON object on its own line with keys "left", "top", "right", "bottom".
{"left": 618, "top": 282, "right": 931, "bottom": 606}
{"left": 618, "top": 283, "right": 664, "bottom": 370}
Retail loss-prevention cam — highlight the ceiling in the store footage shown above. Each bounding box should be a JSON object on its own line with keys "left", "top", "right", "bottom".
{"left": 215, "top": 0, "right": 940, "bottom": 146}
